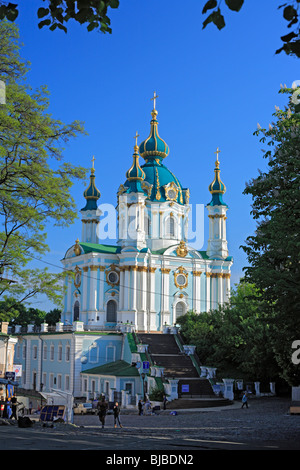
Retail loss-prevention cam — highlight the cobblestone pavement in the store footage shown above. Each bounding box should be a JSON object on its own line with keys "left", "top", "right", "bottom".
{"left": 72, "top": 397, "right": 300, "bottom": 450}
{"left": 0, "top": 397, "right": 299, "bottom": 451}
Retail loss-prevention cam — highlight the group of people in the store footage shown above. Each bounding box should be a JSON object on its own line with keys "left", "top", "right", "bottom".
{"left": 96, "top": 395, "right": 122, "bottom": 429}
{"left": 0, "top": 395, "right": 20, "bottom": 420}
{"left": 138, "top": 395, "right": 168, "bottom": 416}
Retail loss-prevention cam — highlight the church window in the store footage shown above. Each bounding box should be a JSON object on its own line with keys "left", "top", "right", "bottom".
{"left": 176, "top": 274, "right": 187, "bottom": 287}
{"left": 106, "top": 299, "right": 117, "bottom": 323}
{"left": 175, "top": 301, "right": 186, "bottom": 319}
{"left": 144, "top": 214, "right": 150, "bottom": 236}
{"left": 73, "top": 300, "right": 80, "bottom": 322}
{"left": 108, "top": 271, "right": 118, "bottom": 284}
{"left": 166, "top": 216, "right": 175, "bottom": 237}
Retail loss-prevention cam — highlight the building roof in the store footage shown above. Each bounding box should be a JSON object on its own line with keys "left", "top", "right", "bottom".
{"left": 83, "top": 360, "right": 140, "bottom": 377}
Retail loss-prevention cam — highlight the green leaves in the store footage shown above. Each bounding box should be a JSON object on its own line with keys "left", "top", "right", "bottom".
{"left": 0, "top": 21, "right": 88, "bottom": 305}
{"left": 225, "top": 0, "right": 244, "bottom": 12}
{"left": 202, "top": 0, "right": 244, "bottom": 31}
{"left": 241, "top": 87, "right": 300, "bottom": 385}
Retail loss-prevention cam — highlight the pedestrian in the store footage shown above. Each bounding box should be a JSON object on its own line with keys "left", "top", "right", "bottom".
{"left": 241, "top": 391, "right": 248, "bottom": 409}
{"left": 10, "top": 395, "right": 18, "bottom": 420}
{"left": 0, "top": 396, "right": 5, "bottom": 418}
{"left": 138, "top": 399, "right": 143, "bottom": 415}
{"left": 97, "top": 395, "right": 108, "bottom": 429}
{"left": 113, "top": 402, "right": 122, "bottom": 428}
{"left": 163, "top": 395, "right": 168, "bottom": 410}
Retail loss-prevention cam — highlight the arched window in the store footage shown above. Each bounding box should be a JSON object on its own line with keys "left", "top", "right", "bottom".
{"left": 166, "top": 216, "right": 175, "bottom": 237}
{"left": 106, "top": 299, "right": 117, "bottom": 323}
{"left": 175, "top": 301, "right": 186, "bottom": 320}
{"left": 73, "top": 300, "right": 80, "bottom": 321}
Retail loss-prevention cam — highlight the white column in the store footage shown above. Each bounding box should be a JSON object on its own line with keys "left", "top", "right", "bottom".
{"left": 123, "top": 267, "right": 129, "bottom": 311}
{"left": 218, "top": 273, "right": 223, "bottom": 305}
{"left": 206, "top": 273, "right": 211, "bottom": 312}
{"left": 131, "top": 267, "right": 137, "bottom": 311}
{"left": 89, "top": 266, "right": 98, "bottom": 321}
{"left": 82, "top": 267, "right": 88, "bottom": 312}
{"left": 98, "top": 266, "right": 105, "bottom": 311}
{"left": 193, "top": 271, "right": 202, "bottom": 313}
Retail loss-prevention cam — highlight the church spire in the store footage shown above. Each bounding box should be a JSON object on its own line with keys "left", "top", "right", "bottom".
{"left": 139, "top": 91, "right": 169, "bottom": 162}
{"left": 81, "top": 156, "right": 101, "bottom": 211}
{"left": 208, "top": 147, "right": 227, "bottom": 207}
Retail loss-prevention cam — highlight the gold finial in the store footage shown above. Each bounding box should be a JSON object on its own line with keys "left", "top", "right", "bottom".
{"left": 134, "top": 131, "right": 139, "bottom": 150}
{"left": 151, "top": 91, "right": 159, "bottom": 110}
{"left": 74, "top": 238, "right": 81, "bottom": 256}
{"left": 91, "top": 155, "right": 95, "bottom": 173}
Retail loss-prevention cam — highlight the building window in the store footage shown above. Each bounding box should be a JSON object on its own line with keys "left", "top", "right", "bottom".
{"left": 74, "top": 300, "right": 80, "bottom": 322}
{"left": 66, "top": 345, "right": 70, "bottom": 362}
{"left": 43, "top": 344, "right": 47, "bottom": 360}
{"left": 50, "top": 344, "right": 54, "bottom": 361}
{"left": 58, "top": 344, "right": 62, "bottom": 361}
{"left": 175, "top": 301, "right": 186, "bottom": 320}
{"left": 65, "top": 375, "right": 70, "bottom": 391}
{"left": 106, "top": 346, "right": 115, "bottom": 363}
{"left": 106, "top": 299, "right": 117, "bottom": 323}
{"left": 166, "top": 216, "right": 175, "bottom": 237}
{"left": 57, "top": 374, "right": 62, "bottom": 389}
{"left": 33, "top": 345, "right": 37, "bottom": 360}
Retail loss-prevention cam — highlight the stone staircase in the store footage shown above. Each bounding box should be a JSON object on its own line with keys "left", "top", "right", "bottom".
{"left": 136, "top": 333, "right": 234, "bottom": 409}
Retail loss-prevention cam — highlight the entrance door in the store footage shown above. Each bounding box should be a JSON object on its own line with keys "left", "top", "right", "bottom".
{"left": 106, "top": 300, "right": 117, "bottom": 322}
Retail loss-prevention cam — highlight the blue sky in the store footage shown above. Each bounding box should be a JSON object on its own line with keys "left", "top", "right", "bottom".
{"left": 14, "top": 0, "right": 298, "bottom": 310}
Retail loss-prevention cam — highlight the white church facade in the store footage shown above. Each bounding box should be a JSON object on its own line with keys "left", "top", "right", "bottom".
{"left": 61, "top": 98, "right": 233, "bottom": 332}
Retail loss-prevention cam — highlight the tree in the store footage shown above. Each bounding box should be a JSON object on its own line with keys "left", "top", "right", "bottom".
{"left": 241, "top": 85, "right": 300, "bottom": 386}
{"left": 177, "top": 282, "right": 280, "bottom": 382}
{"left": 0, "top": 20, "right": 88, "bottom": 306}
{"left": 201, "top": 0, "right": 300, "bottom": 58}
{"left": 0, "top": 1, "right": 299, "bottom": 57}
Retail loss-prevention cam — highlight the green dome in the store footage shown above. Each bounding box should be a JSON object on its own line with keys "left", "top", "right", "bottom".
{"left": 81, "top": 166, "right": 101, "bottom": 211}
{"left": 208, "top": 153, "right": 227, "bottom": 207}
{"left": 139, "top": 109, "right": 169, "bottom": 161}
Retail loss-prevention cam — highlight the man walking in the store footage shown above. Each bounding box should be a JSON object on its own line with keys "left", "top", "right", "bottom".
{"left": 97, "top": 395, "right": 108, "bottom": 429}
{"left": 113, "top": 402, "right": 122, "bottom": 428}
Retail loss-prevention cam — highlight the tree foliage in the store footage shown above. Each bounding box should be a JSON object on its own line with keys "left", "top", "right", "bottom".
{"left": 241, "top": 85, "right": 300, "bottom": 386}
{"left": 0, "top": 20, "right": 88, "bottom": 306}
{"left": 0, "top": 1, "right": 299, "bottom": 57}
{"left": 0, "top": 296, "right": 61, "bottom": 325}
{"left": 177, "top": 283, "right": 280, "bottom": 382}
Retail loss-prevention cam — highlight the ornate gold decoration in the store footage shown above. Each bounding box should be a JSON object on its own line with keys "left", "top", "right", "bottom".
{"left": 174, "top": 266, "right": 188, "bottom": 290}
{"left": 74, "top": 266, "right": 81, "bottom": 288}
{"left": 176, "top": 240, "right": 188, "bottom": 257}
{"left": 106, "top": 264, "right": 120, "bottom": 287}
{"left": 74, "top": 239, "right": 81, "bottom": 256}
{"left": 155, "top": 168, "right": 161, "bottom": 200}
{"left": 164, "top": 181, "right": 179, "bottom": 201}
{"left": 149, "top": 267, "right": 156, "bottom": 273}
{"left": 141, "top": 181, "right": 153, "bottom": 198}
{"left": 192, "top": 271, "right": 202, "bottom": 276}
{"left": 117, "top": 184, "right": 128, "bottom": 196}
{"left": 184, "top": 188, "right": 190, "bottom": 204}
{"left": 83, "top": 266, "right": 89, "bottom": 272}
{"left": 161, "top": 268, "right": 171, "bottom": 274}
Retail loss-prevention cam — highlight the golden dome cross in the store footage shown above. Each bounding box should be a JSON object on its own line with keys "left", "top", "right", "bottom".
{"left": 151, "top": 91, "right": 159, "bottom": 110}
{"left": 134, "top": 131, "right": 139, "bottom": 146}
{"left": 214, "top": 147, "right": 221, "bottom": 161}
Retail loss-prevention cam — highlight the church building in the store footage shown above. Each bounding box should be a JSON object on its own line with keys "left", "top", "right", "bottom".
{"left": 12, "top": 95, "right": 234, "bottom": 408}
{"left": 61, "top": 95, "right": 233, "bottom": 332}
